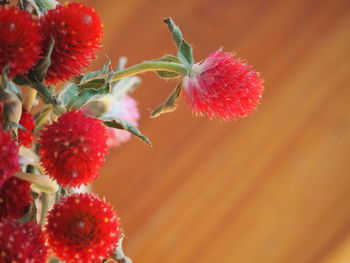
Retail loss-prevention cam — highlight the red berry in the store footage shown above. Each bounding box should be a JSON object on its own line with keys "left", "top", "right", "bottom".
{"left": 0, "top": 177, "right": 32, "bottom": 220}
{"left": 0, "top": 129, "right": 19, "bottom": 187}
{"left": 46, "top": 193, "right": 120, "bottom": 263}
{"left": 182, "top": 49, "right": 264, "bottom": 120}
{"left": 0, "top": 220, "right": 48, "bottom": 263}
{"left": 41, "top": 3, "right": 103, "bottom": 84}
{"left": 18, "top": 109, "right": 35, "bottom": 147}
{"left": 0, "top": 6, "right": 42, "bottom": 77}
{"left": 39, "top": 111, "right": 108, "bottom": 187}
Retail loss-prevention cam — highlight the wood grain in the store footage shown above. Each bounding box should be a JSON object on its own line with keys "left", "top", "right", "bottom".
{"left": 82, "top": 0, "right": 350, "bottom": 262}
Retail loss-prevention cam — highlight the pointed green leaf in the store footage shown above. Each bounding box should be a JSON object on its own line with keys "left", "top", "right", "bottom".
{"left": 13, "top": 75, "right": 31, "bottom": 86}
{"left": 163, "top": 18, "right": 194, "bottom": 68}
{"left": 33, "top": 37, "right": 55, "bottom": 82}
{"left": 2, "top": 65, "right": 21, "bottom": 98}
{"left": 72, "top": 58, "right": 111, "bottom": 84}
{"left": 156, "top": 71, "right": 181, "bottom": 78}
{"left": 30, "top": 80, "right": 58, "bottom": 105}
{"left": 102, "top": 116, "right": 152, "bottom": 146}
{"left": 34, "top": 0, "right": 57, "bottom": 11}
{"left": 148, "top": 55, "right": 182, "bottom": 64}
{"left": 151, "top": 82, "right": 182, "bottom": 117}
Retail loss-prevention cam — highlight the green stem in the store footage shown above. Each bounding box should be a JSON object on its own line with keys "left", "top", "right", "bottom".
{"left": 40, "top": 192, "right": 50, "bottom": 224}
{"left": 112, "top": 61, "right": 188, "bottom": 81}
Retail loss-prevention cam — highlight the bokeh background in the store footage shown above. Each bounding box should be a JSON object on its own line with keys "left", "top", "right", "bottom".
{"left": 83, "top": 0, "right": 350, "bottom": 262}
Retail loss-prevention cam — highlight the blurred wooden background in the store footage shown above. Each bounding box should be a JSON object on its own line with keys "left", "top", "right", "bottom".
{"left": 83, "top": 0, "right": 350, "bottom": 262}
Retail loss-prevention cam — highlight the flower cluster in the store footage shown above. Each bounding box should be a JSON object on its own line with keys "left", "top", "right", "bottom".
{"left": 0, "top": 1, "right": 264, "bottom": 262}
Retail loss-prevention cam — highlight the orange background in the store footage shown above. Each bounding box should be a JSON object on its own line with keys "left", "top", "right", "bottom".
{"left": 83, "top": 0, "right": 350, "bottom": 262}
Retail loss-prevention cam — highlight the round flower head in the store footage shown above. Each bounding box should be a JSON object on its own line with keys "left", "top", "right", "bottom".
{"left": 0, "top": 129, "right": 19, "bottom": 187}
{"left": 46, "top": 193, "right": 120, "bottom": 263}
{"left": 0, "top": 177, "right": 32, "bottom": 220}
{"left": 41, "top": 2, "right": 103, "bottom": 84}
{"left": 18, "top": 109, "right": 35, "bottom": 147}
{"left": 39, "top": 111, "right": 108, "bottom": 187}
{"left": 182, "top": 49, "right": 264, "bottom": 120}
{"left": 0, "top": 220, "right": 48, "bottom": 263}
{"left": 0, "top": 6, "right": 42, "bottom": 77}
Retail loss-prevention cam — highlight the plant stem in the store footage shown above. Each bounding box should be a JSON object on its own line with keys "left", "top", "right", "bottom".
{"left": 24, "top": 87, "right": 37, "bottom": 111}
{"left": 40, "top": 192, "right": 50, "bottom": 224}
{"left": 112, "top": 61, "right": 188, "bottom": 81}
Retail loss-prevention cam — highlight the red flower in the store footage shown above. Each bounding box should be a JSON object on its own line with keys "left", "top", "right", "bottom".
{"left": 0, "top": 177, "right": 32, "bottom": 220}
{"left": 18, "top": 109, "right": 35, "bottom": 147}
{"left": 41, "top": 3, "right": 103, "bottom": 84}
{"left": 0, "top": 6, "right": 42, "bottom": 77}
{"left": 0, "top": 220, "right": 48, "bottom": 263}
{"left": 0, "top": 129, "right": 19, "bottom": 187}
{"left": 46, "top": 193, "right": 120, "bottom": 263}
{"left": 39, "top": 111, "right": 108, "bottom": 187}
{"left": 182, "top": 49, "right": 264, "bottom": 120}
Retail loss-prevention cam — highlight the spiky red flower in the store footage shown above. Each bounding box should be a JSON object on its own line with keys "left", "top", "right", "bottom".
{"left": 0, "top": 129, "right": 19, "bottom": 187}
{"left": 18, "top": 109, "right": 35, "bottom": 147}
{"left": 46, "top": 193, "right": 120, "bottom": 263}
{"left": 0, "top": 6, "right": 42, "bottom": 77}
{"left": 41, "top": 2, "right": 103, "bottom": 84}
{"left": 0, "top": 220, "right": 48, "bottom": 263}
{"left": 39, "top": 111, "right": 108, "bottom": 187}
{"left": 182, "top": 49, "right": 264, "bottom": 120}
{"left": 0, "top": 177, "right": 32, "bottom": 220}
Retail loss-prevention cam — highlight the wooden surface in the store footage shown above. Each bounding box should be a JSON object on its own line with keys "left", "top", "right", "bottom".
{"left": 84, "top": 0, "right": 350, "bottom": 262}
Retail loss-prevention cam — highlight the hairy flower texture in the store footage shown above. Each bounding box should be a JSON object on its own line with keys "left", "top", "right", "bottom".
{"left": 105, "top": 95, "right": 140, "bottom": 148}
{"left": 0, "top": 6, "right": 42, "bottom": 77}
{"left": 0, "top": 129, "right": 19, "bottom": 188}
{"left": 41, "top": 3, "right": 103, "bottom": 84}
{"left": 18, "top": 109, "right": 35, "bottom": 147}
{"left": 0, "top": 177, "right": 32, "bottom": 220}
{"left": 46, "top": 193, "right": 120, "bottom": 263}
{"left": 0, "top": 220, "right": 48, "bottom": 262}
{"left": 39, "top": 111, "right": 108, "bottom": 187}
{"left": 182, "top": 49, "right": 264, "bottom": 120}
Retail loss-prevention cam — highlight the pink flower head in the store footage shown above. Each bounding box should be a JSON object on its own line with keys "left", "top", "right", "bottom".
{"left": 182, "top": 49, "right": 264, "bottom": 120}
{"left": 106, "top": 95, "right": 140, "bottom": 148}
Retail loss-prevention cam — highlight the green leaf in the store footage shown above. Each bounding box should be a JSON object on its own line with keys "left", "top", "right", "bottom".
{"left": 33, "top": 37, "right": 55, "bottom": 82}
{"left": 30, "top": 80, "right": 58, "bottom": 105}
{"left": 13, "top": 75, "right": 31, "bottom": 86}
{"left": 15, "top": 172, "right": 59, "bottom": 193}
{"left": 72, "top": 58, "right": 111, "bottom": 84}
{"left": 2, "top": 65, "right": 21, "bottom": 98}
{"left": 156, "top": 71, "right": 181, "bottom": 78}
{"left": 163, "top": 18, "right": 194, "bottom": 68}
{"left": 151, "top": 82, "right": 182, "bottom": 117}
{"left": 147, "top": 55, "right": 182, "bottom": 78}
{"left": 149, "top": 55, "right": 182, "bottom": 64}
{"left": 102, "top": 117, "right": 152, "bottom": 146}
{"left": 60, "top": 58, "right": 115, "bottom": 110}
{"left": 66, "top": 74, "right": 113, "bottom": 110}
{"left": 34, "top": 0, "right": 57, "bottom": 11}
